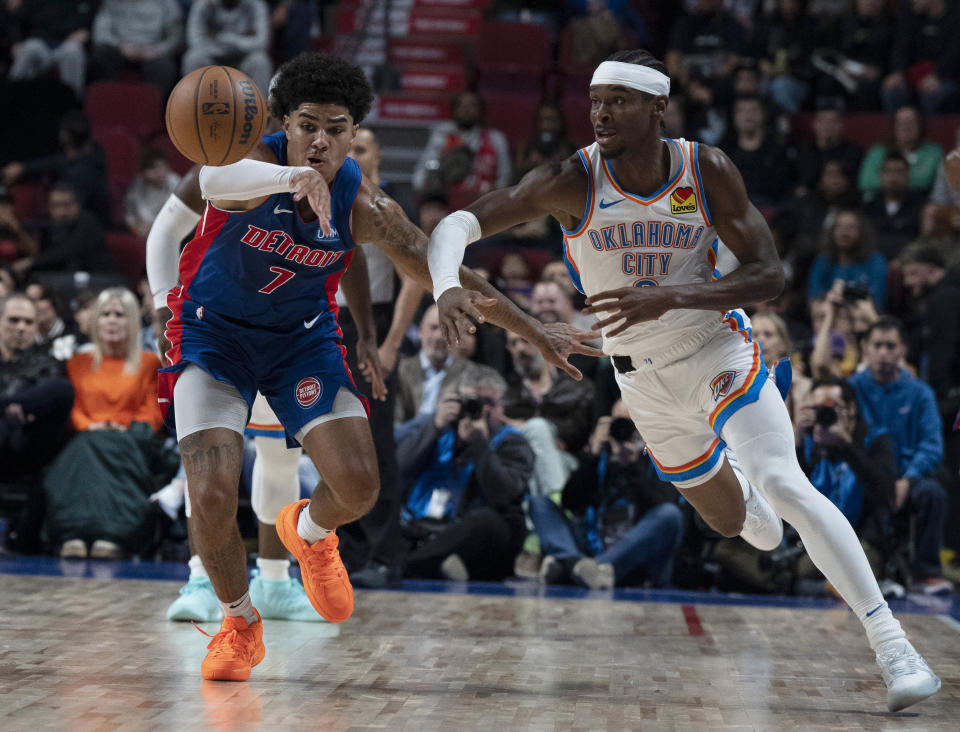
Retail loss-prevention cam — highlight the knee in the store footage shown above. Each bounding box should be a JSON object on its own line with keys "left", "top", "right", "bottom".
{"left": 910, "top": 478, "right": 946, "bottom": 510}
{"left": 712, "top": 510, "right": 747, "bottom": 539}
{"left": 191, "top": 479, "right": 239, "bottom": 521}
{"left": 654, "top": 503, "right": 684, "bottom": 537}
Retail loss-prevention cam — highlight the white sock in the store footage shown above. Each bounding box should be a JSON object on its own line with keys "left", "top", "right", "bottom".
{"left": 296, "top": 502, "right": 332, "bottom": 544}
{"left": 257, "top": 556, "right": 290, "bottom": 581}
{"left": 221, "top": 591, "right": 258, "bottom": 625}
{"left": 852, "top": 598, "right": 905, "bottom": 651}
{"left": 188, "top": 554, "right": 207, "bottom": 580}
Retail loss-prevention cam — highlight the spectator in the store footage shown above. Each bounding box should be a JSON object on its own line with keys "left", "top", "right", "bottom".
{"left": 183, "top": 0, "right": 273, "bottom": 97}
{"left": 532, "top": 399, "right": 683, "bottom": 589}
{"left": 397, "top": 375, "right": 534, "bottom": 582}
{"left": 723, "top": 95, "right": 793, "bottom": 207}
{"left": 816, "top": 0, "right": 894, "bottom": 111}
{"left": 795, "top": 376, "right": 896, "bottom": 547}
{"left": 752, "top": 0, "right": 813, "bottom": 113}
{"left": 858, "top": 106, "right": 943, "bottom": 194}
{"left": 495, "top": 252, "right": 533, "bottom": 311}
{"left": 862, "top": 153, "right": 925, "bottom": 259}
{"left": 1, "top": 110, "right": 111, "bottom": 227}
{"left": 90, "top": 0, "right": 184, "bottom": 92}
{"left": 662, "top": 93, "right": 689, "bottom": 140}
{"left": 0, "top": 189, "right": 38, "bottom": 267}
{"left": 124, "top": 146, "right": 182, "bottom": 237}
{"left": 267, "top": 0, "right": 317, "bottom": 63}
{"left": 412, "top": 91, "right": 512, "bottom": 203}
{"left": 530, "top": 279, "right": 595, "bottom": 336}
{"left": 6, "top": 0, "right": 96, "bottom": 100}
{"left": 513, "top": 102, "right": 577, "bottom": 180}
{"left": 42, "top": 287, "right": 166, "bottom": 559}
{"left": 808, "top": 286, "right": 869, "bottom": 379}
{"left": 750, "top": 312, "right": 811, "bottom": 426}
{"left": 394, "top": 303, "right": 493, "bottom": 426}
{"left": 568, "top": 0, "right": 630, "bottom": 68}
{"left": 11, "top": 182, "right": 113, "bottom": 279}
{"left": 899, "top": 242, "right": 960, "bottom": 424}
{"left": 416, "top": 192, "right": 450, "bottom": 238}
{"left": 785, "top": 158, "right": 860, "bottom": 240}
{"left": 503, "top": 328, "right": 595, "bottom": 501}
{"left": 881, "top": 0, "right": 960, "bottom": 113}
{"left": 807, "top": 208, "right": 886, "bottom": 308}
{"left": 0, "top": 292, "right": 73, "bottom": 485}
{"left": 794, "top": 104, "right": 863, "bottom": 197}
{"left": 924, "top": 124, "right": 960, "bottom": 241}
{"left": 849, "top": 317, "right": 951, "bottom": 594}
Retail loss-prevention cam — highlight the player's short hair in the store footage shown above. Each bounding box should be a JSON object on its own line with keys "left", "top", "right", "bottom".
{"left": 603, "top": 49, "right": 669, "bottom": 79}
{"left": 270, "top": 52, "right": 373, "bottom": 124}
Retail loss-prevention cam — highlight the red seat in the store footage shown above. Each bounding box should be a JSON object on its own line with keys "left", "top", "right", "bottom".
{"left": 85, "top": 81, "right": 165, "bottom": 141}
{"left": 841, "top": 113, "right": 888, "bottom": 148}
{"left": 93, "top": 126, "right": 141, "bottom": 188}
{"left": 476, "top": 21, "right": 552, "bottom": 94}
{"left": 7, "top": 182, "right": 49, "bottom": 223}
{"left": 149, "top": 135, "right": 196, "bottom": 177}
{"left": 926, "top": 115, "right": 960, "bottom": 152}
{"left": 105, "top": 231, "right": 146, "bottom": 285}
{"left": 482, "top": 92, "right": 541, "bottom": 152}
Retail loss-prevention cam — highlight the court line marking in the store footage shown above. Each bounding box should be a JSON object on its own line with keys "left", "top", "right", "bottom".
{"left": 936, "top": 614, "right": 960, "bottom": 634}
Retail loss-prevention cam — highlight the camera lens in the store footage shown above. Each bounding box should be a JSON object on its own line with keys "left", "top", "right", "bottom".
{"left": 609, "top": 416, "right": 637, "bottom": 442}
{"left": 814, "top": 404, "right": 838, "bottom": 427}
{"left": 461, "top": 397, "right": 485, "bottom": 420}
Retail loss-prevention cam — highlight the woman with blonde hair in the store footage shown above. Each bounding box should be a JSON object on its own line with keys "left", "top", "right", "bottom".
{"left": 44, "top": 287, "right": 172, "bottom": 559}
{"left": 750, "top": 311, "right": 812, "bottom": 432}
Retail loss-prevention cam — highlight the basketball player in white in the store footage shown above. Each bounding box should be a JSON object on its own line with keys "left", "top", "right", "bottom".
{"left": 427, "top": 50, "right": 940, "bottom": 712}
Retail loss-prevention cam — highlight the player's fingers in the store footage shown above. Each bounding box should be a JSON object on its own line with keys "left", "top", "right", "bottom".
{"left": 456, "top": 312, "right": 477, "bottom": 335}
{"left": 557, "top": 359, "right": 584, "bottom": 381}
{"left": 583, "top": 289, "right": 626, "bottom": 306}
{"left": 441, "top": 314, "right": 462, "bottom": 344}
{"left": 574, "top": 343, "right": 606, "bottom": 357}
{"left": 581, "top": 301, "right": 619, "bottom": 315}
{"left": 605, "top": 320, "right": 631, "bottom": 338}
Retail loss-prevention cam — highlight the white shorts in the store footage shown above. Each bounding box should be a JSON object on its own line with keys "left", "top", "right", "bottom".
{"left": 614, "top": 316, "right": 767, "bottom": 486}
{"left": 245, "top": 392, "right": 286, "bottom": 440}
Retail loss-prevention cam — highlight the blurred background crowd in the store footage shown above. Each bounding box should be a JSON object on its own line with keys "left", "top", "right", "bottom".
{"left": 1, "top": 0, "right": 959, "bottom": 601}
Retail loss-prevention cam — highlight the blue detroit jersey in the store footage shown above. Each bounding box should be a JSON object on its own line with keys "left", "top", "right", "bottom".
{"left": 177, "top": 131, "right": 361, "bottom": 331}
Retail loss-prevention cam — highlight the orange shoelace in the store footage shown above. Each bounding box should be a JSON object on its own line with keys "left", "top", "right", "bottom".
{"left": 194, "top": 621, "right": 255, "bottom": 659}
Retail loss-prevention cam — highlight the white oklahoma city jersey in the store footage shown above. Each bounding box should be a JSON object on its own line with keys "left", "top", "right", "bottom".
{"left": 562, "top": 138, "right": 745, "bottom": 367}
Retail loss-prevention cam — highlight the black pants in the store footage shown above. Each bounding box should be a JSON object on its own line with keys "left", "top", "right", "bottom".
{"left": 89, "top": 44, "right": 177, "bottom": 93}
{"left": 336, "top": 304, "right": 402, "bottom": 571}
{"left": 403, "top": 507, "right": 525, "bottom": 582}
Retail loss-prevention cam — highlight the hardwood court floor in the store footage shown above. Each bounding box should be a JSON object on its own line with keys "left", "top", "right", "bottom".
{"left": 1, "top": 571, "right": 958, "bottom": 731}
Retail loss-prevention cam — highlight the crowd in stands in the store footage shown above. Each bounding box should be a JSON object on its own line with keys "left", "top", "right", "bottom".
{"left": 1, "top": 1, "right": 959, "bottom": 602}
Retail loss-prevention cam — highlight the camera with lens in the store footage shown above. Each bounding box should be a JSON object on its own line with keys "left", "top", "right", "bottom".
{"left": 458, "top": 396, "right": 487, "bottom": 420}
{"left": 813, "top": 404, "right": 838, "bottom": 428}
{"left": 842, "top": 282, "right": 871, "bottom": 303}
{"left": 608, "top": 416, "right": 638, "bottom": 442}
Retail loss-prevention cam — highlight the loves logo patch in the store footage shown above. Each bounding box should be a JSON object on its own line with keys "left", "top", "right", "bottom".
{"left": 670, "top": 185, "right": 697, "bottom": 214}
{"left": 295, "top": 377, "right": 322, "bottom": 408}
{"left": 710, "top": 370, "right": 738, "bottom": 402}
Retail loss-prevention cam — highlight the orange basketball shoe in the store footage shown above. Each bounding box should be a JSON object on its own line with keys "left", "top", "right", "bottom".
{"left": 275, "top": 499, "right": 354, "bottom": 622}
{"left": 199, "top": 609, "right": 265, "bottom": 681}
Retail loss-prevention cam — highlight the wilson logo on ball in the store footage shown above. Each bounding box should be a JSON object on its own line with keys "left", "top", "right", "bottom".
{"left": 296, "top": 377, "right": 322, "bottom": 408}
{"left": 237, "top": 79, "right": 260, "bottom": 146}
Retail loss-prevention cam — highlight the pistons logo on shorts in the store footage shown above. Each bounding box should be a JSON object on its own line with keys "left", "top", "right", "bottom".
{"left": 295, "top": 377, "right": 322, "bottom": 408}
{"left": 710, "top": 370, "right": 738, "bottom": 402}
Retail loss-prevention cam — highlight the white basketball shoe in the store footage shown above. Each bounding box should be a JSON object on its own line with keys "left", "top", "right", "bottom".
{"left": 726, "top": 448, "right": 783, "bottom": 551}
{"left": 876, "top": 638, "right": 941, "bottom": 711}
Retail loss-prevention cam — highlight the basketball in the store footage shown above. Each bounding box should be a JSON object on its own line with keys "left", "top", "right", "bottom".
{"left": 165, "top": 65, "right": 267, "bottom": 166}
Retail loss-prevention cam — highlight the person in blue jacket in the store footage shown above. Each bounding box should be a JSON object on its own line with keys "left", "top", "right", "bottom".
{"left": 807, "top": 208, "right": 887, "bottom": 309}
{"left": 848, "top": 317, "right": 951, "bottom": 594}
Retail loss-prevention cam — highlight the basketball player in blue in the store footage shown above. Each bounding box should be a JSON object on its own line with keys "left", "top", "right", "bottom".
{"left": 160, "top": 52, "right": 600, "bottom": 681}
{"left": 427, "top": 50, "right": 940, "bottom": 711}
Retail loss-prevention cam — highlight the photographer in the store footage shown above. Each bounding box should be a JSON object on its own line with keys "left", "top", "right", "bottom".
{"left": 807, "top": 208, "right": 887, "bottom": 309}
{"left": 530, "top": 401, "right": 683, "bottom": 590}
{"left": 396, "top": 375, "right": 534, "bottom": 582}
{"left": 796, "top": 377, "right": 897, "bottom": 574}
{"left": 810, "top": 279, "right": 878, "bottom": 379}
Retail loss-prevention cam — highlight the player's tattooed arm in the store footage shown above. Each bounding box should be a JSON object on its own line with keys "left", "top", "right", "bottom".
{"left": 352, "top": 181, "right": 602, "bottom": 380}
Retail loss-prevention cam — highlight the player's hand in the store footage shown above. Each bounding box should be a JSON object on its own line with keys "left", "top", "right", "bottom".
{"left": 436, "top": 287, "right": 497, "bottom": 345}
{"left": 582, "top": 287, "right": 675, "bottom": 337}
{"left": 290, "top": 169, "right": 333, "bottom": 237}
{"left": 945, "top": 148, "right": 960, "bottom": 193}
{"left": 356, "top": 336, "right": 387, "bottom": 401}
{"left": 534, "top": 322, "right": 605, "bottom": 381}
{"left": 377, "top": 341, "right": 399, "bottom": 375}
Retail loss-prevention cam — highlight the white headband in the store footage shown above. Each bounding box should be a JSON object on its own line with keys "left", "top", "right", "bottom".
{"left": 590, "top": 61, "right": 670, "bottom": 96}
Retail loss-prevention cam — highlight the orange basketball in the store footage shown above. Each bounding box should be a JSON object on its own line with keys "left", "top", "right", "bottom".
{"left": 165, "top": 65, "right": 267, "bottom": 166}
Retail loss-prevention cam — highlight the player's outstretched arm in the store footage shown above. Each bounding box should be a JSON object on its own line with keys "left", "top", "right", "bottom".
{"left": 338, "top": 244, "right": 386, "bottom": 400}
{"left": 145, "top": 165, "right": 203, "bottom": 363}
{"left": 427, "top": 157, "right": 587, "bottom": 339}
{"left": 583, "top": 145, "right": 785, "bottom": 336}
{"left": 352, "top": 180, "right": 601, "bottom": 381}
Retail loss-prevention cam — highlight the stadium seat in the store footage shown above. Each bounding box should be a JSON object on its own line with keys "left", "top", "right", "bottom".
{"left": 85, "top": 82, "right": 165, "bottom": 141}
{"left": 841, "top": 113, "right": 888, "bottom": 148}
{"left": 7, "top": 182, "right": 49, "bottom": 224}
{"left": 926, "top": 115, "right": 960, "bottom": 152}
{"left": 149, "top": 135, "right": 196, "bottom": 177}
{"left": 475, "top": 21, "right": 552, "bottom": 94}
{"left": 92, "top": 126, "right": 141, "bottom": 188}
{"left": 482, "top": 92, "right": 541, "bottom": 152}
{"left": 562, "top": 93, "right": 594, "bottom": 147}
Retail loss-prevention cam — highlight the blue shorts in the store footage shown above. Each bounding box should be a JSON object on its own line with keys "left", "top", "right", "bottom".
{"left": 159, "top": 298, "right": 368, "bottom": 447}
